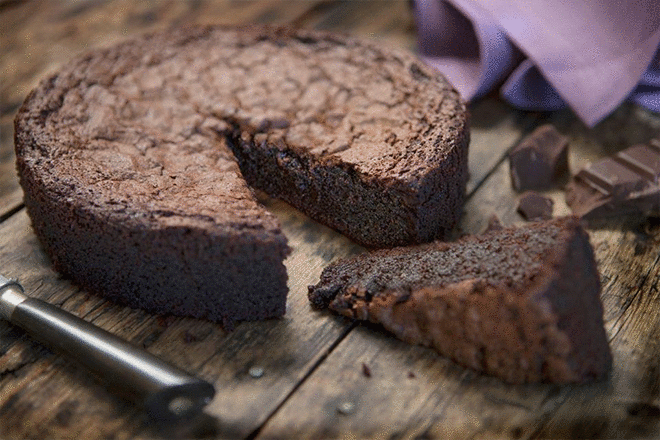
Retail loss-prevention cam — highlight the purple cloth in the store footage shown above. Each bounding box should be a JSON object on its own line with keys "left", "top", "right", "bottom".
{"left": 414, "top": 0, "right": 660, "bottom": 126}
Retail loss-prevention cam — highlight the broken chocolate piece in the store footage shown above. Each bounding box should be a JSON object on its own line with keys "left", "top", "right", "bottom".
{"left": 509, "top": 124, "right": 569, "bottom": 191}
{"left": 565, "top": 139, "right": 660, "bottom": 219}
{"left": 517, "top": 191, "right": 554, "bottom": 220}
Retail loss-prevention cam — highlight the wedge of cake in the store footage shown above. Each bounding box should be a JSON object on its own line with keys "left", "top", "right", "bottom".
{"left": 15, "top": 25, "right": 469, "bottom": 324}
{"left": 309, "top": 217, "right": 611, "bottom": 383}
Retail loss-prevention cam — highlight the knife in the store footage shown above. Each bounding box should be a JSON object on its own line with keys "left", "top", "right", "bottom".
{"left": 0, "top": 274, "right": 215, "bottom": 425}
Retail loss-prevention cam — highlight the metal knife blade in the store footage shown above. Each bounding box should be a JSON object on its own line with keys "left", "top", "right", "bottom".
{"left": 0, "top": 274, "right": 215, "bottom": 425}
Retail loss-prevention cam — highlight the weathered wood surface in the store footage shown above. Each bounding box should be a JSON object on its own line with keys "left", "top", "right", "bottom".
{"left": 0, "top": 121, "right": 22, "bottom": 217}
{"left": 1, "top": 1, "right": 660, "bottom": 439}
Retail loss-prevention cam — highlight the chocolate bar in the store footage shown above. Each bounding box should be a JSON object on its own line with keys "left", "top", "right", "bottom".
{"left": 509, "top": 124, "right": 569, "bottom": 191}
{"left": 565, "top": 139, "right": 660, "bottom": 219}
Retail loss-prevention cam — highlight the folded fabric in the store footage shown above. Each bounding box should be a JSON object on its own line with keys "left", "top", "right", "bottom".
{"left": 414, "top": 0, "right": 660, "bottom": 126}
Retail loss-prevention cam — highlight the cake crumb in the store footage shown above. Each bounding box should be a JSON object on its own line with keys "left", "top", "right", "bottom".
{"left": 248, "top": 366, "right": 265, "bottom": 378}
{"left": 361, "top": 363, "right": 372, "bottom": 378}
{"left": 337, "top": 401, "right": 355, "bottom": 415}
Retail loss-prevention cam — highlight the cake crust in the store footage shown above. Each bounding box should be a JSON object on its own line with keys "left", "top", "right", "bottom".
{"left": 15, "top": 25, "right": 468, "bottom": 323}
{"left": 309, "top": 217, "right": 611, "bottom": 383}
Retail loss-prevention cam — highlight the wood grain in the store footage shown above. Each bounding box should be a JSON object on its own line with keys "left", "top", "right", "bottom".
{"left": 0, "top": 118, "right": 22, "bottom": 218}
{"left": 2, "top": 0, "right": 660, "bottom": 439}
{"left": 297, "top": 0, "right": 416, "bottom": 49}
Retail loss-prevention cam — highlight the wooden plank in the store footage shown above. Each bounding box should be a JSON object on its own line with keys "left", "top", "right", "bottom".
{"left": 551, "top": 103, "right": 660, "bottom": 167}
{"left": 255, "top": 321, "right": 580, "bottom": 439}
{"left": 300, "top": 0, "right": 418, "bottom": 50}
{"left": 153, "top": 198, "right": 365, "bottom": 439}
{"left": 0, "top": 120, "right": 23, "bottom": 218}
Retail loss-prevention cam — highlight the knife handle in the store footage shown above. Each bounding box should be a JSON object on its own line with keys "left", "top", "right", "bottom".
{"left": 0, "top": 276, "right": 215, "bottom": 423}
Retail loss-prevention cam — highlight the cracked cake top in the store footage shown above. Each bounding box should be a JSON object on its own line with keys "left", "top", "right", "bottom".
{"left": 15, "top": 25, "right": 467, "bottom": 235}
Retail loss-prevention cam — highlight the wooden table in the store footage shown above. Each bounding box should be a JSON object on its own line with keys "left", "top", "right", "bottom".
{"left": 2, "top": 1, "right": 660, "bottom": 438}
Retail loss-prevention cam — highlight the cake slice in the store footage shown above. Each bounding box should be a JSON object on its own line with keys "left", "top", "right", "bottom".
{"left": 308, "top": 217, "right": 611, "bottom": 383}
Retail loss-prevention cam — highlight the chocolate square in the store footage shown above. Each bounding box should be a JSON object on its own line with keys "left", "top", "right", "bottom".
{"left": 509, "top": 124, "right": 569, "bottom": 191}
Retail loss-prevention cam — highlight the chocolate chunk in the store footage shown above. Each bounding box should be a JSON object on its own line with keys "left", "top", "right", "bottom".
{"left": 517, "top": 191, "right": 554, "bottom": 221}
{"left": 509, "top": 124, "right": 569, "bottom": 191}
{"left": 565, "top": 139, "right": 660, "bottom": 219}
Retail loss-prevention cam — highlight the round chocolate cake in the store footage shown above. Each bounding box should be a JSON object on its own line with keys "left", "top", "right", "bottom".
{"left": 14, "top": 25, "right": 469, "bottom": 324}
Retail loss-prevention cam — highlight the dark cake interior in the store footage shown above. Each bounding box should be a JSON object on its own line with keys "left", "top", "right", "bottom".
{"left": 309, "top": 217, "right": 611, "bottom": 383}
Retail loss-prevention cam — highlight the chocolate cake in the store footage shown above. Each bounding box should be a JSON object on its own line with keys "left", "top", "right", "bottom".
{"left": 309, "top": 217, "right": 611, "bottom": 383}
{"left": 14, "top": 25, "right": 469, "bottom": 324}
